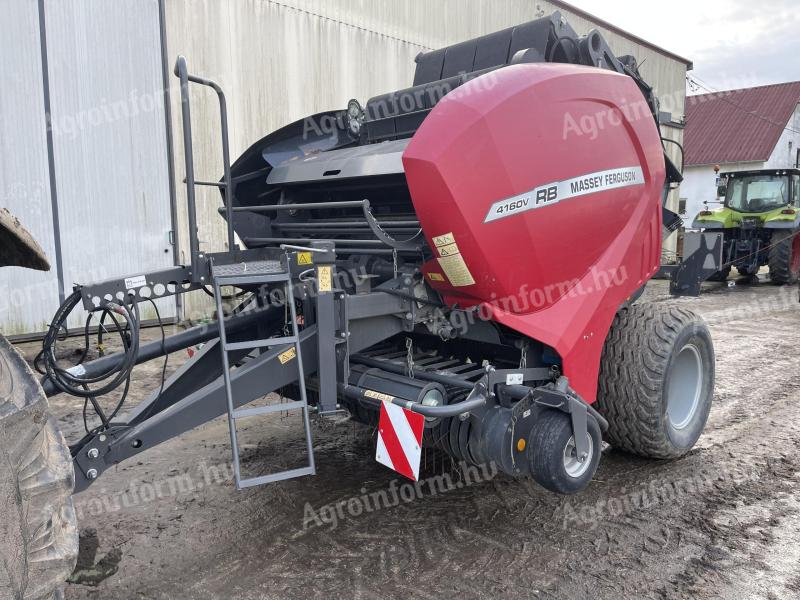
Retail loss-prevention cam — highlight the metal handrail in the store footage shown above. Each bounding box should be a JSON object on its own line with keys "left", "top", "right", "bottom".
{"left": 174, "top": 56, "right": 236, "bottom": 281}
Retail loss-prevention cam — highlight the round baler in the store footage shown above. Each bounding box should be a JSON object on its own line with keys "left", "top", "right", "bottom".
{"left": 3, "top": 12, "right": 716, "bottom": 596}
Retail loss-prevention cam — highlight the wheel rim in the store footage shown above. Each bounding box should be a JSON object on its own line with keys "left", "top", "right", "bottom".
{"left": 791, "top": 234, "right": 800, "bottom": 275}
{"left": 666, "top": 343, "right": 703, "bottom": 430}
{"left": 563, "top": 433, "right": 593, "bottom": 478}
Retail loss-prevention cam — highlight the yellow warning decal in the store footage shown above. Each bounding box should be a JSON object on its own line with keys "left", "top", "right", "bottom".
{"left": 428, "top": 272, "right": 445, "bottom": 282}
{"left": 278, "top": 347, "right": 296, "bottom": 364}
{"left": 317, "top": 265, "right": 333, "bottom": 292}
{"left": 437, "top": 254, "right": 475, "bottom": 286}
{"left": 364, "top": 389, "right": 395, "bottom": 402}
{"left": 431, "top": 232, "right": 475, "bottom": 287}
{"left": 432, "top": 232, "right": 455, "bottom": 247}
{"left": 297, "top": 252, "right": 313, "bottom": 265}
{"left": 437, "top": 242, "right": 460, "bottom": 257}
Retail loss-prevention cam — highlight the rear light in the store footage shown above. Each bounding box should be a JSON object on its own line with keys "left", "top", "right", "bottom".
{"left": 781, "top": 209, "right": 796, "bottom": 215}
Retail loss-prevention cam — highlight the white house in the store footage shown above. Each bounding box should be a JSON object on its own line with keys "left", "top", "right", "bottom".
{"left": 681, "top": 81, "right": 800, "bottom": 225}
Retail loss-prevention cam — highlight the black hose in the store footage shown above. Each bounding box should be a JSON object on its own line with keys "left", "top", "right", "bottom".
{"left": 41, "top": 290, "right": 140, "bottom": 400}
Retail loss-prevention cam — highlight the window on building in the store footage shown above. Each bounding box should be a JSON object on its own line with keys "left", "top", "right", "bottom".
{"left": 794, "top": 176, "right": 800, "bottom": 206}
{"left": 678, "top": 198, "right": 687, "bottom": 215}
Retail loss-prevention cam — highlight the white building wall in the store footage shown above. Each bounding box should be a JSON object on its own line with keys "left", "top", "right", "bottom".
{"left": 765, "top": 104, "right": 800, "bottom": 169}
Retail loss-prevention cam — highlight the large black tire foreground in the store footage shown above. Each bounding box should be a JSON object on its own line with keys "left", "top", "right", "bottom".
{"left": 768, "top": 229, "right": 800, "bottom": 284}
{"left": 595, "top": 304, "right": 714, "bottom": 459}
{"left": 0, "top": 335, "right": 78, "bottom": 599}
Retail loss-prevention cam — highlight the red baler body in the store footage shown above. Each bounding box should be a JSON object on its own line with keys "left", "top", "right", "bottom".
{"left": 403, "top": 64, "right": 666, "bottom": 402}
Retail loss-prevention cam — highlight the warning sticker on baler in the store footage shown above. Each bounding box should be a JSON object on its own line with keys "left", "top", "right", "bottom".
{"left": 432, "top": 232, "right": 455, "bottom": 247}
{"left": 483, "top": 166, "right": 645, "bottom": 223}
{"left": 437, "top": 254, "right": 475, "bottom": 286}
{"left": 317, "top": 265, "right": 333, "bottom": 292}
{"left": 365, "top": 389, "right": 395, "bottom": 402}
{"left": 431, "top": 232, "right": 475, "bottom": 287}
{"left": 278, "top": 347, "right": 296, "bottom": 364}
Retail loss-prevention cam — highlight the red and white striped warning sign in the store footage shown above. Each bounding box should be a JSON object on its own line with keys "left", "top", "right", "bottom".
{"left": 375, "top": 400, "right": 425, "bottom": 481}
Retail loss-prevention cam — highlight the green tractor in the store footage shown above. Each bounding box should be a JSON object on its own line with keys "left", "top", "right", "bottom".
{"left": 692, "top": 169, "right": 800, "bottom": 283}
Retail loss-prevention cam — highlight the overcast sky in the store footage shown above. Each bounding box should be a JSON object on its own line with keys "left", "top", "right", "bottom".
{"left": 565, "top": 0, "right": 800, "bottom": 93}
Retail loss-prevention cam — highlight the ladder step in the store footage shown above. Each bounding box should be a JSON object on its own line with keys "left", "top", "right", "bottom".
{"left": 224, "top": 336, "right": 297, "bottom": 351}
{"left": 233, "top": 400, "right": 306, "bottom": 419}
{"left": 237, "top": 466, "right": 316, "bottom": 488}
{"left": 214, "top": 273, "right": 290, "bottom": 286}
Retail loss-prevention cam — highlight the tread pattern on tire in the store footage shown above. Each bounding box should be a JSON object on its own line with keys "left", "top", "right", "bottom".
{"left": 768, "top": 229, "right": 798, "bottom": 284}
{"left": 0, "top": 335, "right": 78, "bottom": 600}
{"left": 595, "top": 303, "right": 709, "bottom": 459}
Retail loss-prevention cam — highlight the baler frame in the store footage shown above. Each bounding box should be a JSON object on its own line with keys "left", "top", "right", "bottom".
{"left": 43, "top": 13, "right": 686, "bottom": 496}
{"left": 57, "top": 55, "right": 587, "bottom": 492}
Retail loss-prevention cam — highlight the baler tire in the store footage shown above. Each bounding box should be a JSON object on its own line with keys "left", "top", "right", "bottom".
{"left": 527, "top": 410, "right": 601, "bottom": 495}
{"left": 768, "top": 229, "right": 800, "bottom": 284}
{"left": 735, "top": 266, "right": 753, "bottom": 278}
{"left": 595, "top": 304, "right": 714, "bottom": 459}
{"left": 0, "top": 335, "right": 78, "bottom": 600}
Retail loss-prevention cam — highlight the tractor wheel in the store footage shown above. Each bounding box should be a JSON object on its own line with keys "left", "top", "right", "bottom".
{"left": 706, "top": 266, "right": 730, "bottom": 282}
{"left": 527, "top": 410, "right": 601, "bottom": 494}
{"left": 768, "top": 229, "right": 800, "bottom": 284}
{"left": 0, "top": 335, "right": 78, "bottom": 599}
{"left": 595, "top": 303, "right": 714, "bottom": 459}
{"left": 736, "top": 266, "right": 753, "bottom": 278}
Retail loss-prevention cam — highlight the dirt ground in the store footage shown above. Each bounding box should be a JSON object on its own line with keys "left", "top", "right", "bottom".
{"left": 16, "top": 276, "right": 800, "bottom": 600}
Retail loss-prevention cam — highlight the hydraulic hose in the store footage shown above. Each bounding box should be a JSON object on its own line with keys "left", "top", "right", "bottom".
{"left": 41, "top": 290, "right": 140, "bottom": 400}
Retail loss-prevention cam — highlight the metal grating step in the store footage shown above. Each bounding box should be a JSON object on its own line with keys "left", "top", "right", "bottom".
{"left": 211, "top": 259, "right": 285, "bottom": 277}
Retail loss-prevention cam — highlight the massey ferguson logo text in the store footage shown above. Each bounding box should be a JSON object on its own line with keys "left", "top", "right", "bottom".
{"left": 484, "top": 166, "right": 645, "bottom": 223}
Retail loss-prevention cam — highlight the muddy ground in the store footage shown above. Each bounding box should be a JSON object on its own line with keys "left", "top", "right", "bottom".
{"left": 15, "top": 276, "right": 800, "bottom": 600}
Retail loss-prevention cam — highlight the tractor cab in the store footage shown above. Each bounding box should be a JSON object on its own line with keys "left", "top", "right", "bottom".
{"left": 694, "top": 169, "right": 800, "bottom": 226}
{"left": 691, "top": 169, "right": 800, "bottom": 281}
{"left": 724, "top": 170, "right": 798, "bottom": 213}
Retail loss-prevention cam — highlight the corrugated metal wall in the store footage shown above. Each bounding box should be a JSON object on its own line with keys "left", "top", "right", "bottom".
{"left": 164, "top": 0, "right": 690, "bottom": 318}
{"left": 0, "top": 0, "right": 60, "bottom": 335}
{"left": 0, "top": 0, "right": 175, "bottom": 334}
{"left": 44, "top": 0, "right": 175, "bottom": 328}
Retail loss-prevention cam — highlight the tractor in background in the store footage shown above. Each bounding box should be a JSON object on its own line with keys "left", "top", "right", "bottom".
{"left": 693, "top": 169, "right": 800, "bottom": 283}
